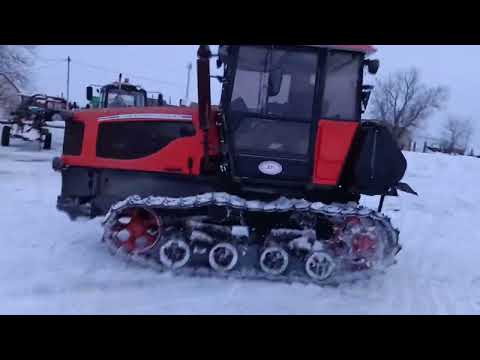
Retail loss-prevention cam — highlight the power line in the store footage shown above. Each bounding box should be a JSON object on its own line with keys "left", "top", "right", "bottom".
{"left": 36, "top": 55, "right": 66, "bottom": 63}
{"left": 1, "top": 61, "right": 63, "bottom": 75}
{"left": 71, "top": 59, "right": 184, "bottom": 88}
{"left": 31, "top": 60, "right": 66, "bottom": 72}
{"left": 34, "top": 53, "right": 189, "bottom": 89}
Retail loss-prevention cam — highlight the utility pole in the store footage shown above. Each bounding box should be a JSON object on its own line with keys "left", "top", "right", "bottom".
{"left": 185, "top": 62, "right": 192, "bottom": 105}
{"left": 66, "top": 56, "right": 71, "bottom": 108}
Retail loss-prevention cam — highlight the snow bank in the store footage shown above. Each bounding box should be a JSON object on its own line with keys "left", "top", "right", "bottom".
{"left": 0, "top": 130, "right": 479, "bottom": 314}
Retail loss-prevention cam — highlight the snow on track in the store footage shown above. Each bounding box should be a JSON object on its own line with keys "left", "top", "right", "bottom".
{"left": 1, "top": 128, "right": 479, "bottom": 314}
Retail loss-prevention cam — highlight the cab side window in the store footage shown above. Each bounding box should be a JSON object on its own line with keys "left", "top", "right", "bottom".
{"left": 322, "top": 51, "right": 362, "bottom": 120}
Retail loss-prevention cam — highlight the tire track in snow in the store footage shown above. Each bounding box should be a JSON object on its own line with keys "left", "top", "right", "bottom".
{"left": 382, "top": 264, "right": 411, "bottom": 314}
{"left": 370, "top": 208, "right": 410, "bottom": 314}
{"left": 429, "top": 276, "right": 459, "bottom": 315}
{"left": 470, "top": 277, "right": 480, "bottom": 312}
{"left": 390, "top": 208, "right": 439, "bottom": 314}
{"left": 413, "top": 226, "right": 454, "bottom": 314}
{"left": 409, "top": 264, "right": 436, "bottom": 314}
{"left": 413, "top": 229, "right": 441, "bottom": 315}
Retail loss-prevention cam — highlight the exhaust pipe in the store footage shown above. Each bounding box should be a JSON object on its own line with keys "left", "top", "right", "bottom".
{"left": 197, "top": 45, "right": 212, "bottom": 168}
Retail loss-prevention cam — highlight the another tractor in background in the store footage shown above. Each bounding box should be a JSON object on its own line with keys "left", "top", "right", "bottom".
{"left": 86, "top": 74, "right": 165, "bottom": 109}
{"left": 1, "top": 93, "right": 68, "bottom": 149}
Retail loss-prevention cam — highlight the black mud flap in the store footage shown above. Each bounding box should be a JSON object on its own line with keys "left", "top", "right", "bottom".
{"left": 56, "top": 196, "right": 94, "bottom": 220}
{"left": 350, "top": 122, "right": 408, "bottom": 196}
{"left": 395, "top": 182, "right": 418, "bottom": 196}
{"left": 377, "top": 182, "right": 418, "bottom": 212}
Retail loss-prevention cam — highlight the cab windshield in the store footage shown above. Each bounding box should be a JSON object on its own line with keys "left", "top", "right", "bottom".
{"left": 230, "top": 46, "right": 317, "bottom": 157}
{"left": 106, "top": 89, "right": 145, "bottom": 108}
{"left": 230, "top": 46, "right": 318, "bottom": 119}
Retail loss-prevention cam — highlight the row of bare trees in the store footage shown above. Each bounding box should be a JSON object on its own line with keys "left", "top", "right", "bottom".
{"left": 441, "top": 116, "right": 474, "bottom": 154}
{"left": 368, "top": 67, "right": 475, "bottom": 155}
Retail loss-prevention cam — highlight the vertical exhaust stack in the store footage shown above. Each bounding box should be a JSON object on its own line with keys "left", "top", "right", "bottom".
{"left": 197, "top": 45, "right": 213, "bottom": 168}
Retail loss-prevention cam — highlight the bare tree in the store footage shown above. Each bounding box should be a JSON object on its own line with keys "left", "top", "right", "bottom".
{"left": 441, "top": 115, "right": 474, "bottom": 154}
{"left": 0, "top": 45, "right": 35, "bottom": 83}
{"left": 369, "top": 68, "right": 449, "bottom": 141}
{"left": 0, "top": 45, "right": 35, "bottom": 112}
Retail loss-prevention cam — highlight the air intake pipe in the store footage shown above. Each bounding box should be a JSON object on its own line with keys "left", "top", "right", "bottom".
{"left": 197, "top": 45, "right": 212, "bottom": 168}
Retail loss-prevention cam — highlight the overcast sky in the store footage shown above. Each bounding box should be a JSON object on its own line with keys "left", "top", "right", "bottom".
{"left": 33, "top": 45, "right": 480, "bottom": 147}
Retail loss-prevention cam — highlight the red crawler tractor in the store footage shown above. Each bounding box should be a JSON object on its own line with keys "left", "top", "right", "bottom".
{"left": 53, "top": 45, "right": 416, "bottom": 285}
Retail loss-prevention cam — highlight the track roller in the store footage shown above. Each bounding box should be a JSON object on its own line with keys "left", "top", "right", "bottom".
{"left": 305, "top": 252, "right": 335, "bottom": 281}
{"left": 159, "top": 239, "right": 191, "bottom": 269}
{"left": 209, "top": 243, "right": 238, "bottom": 272}
{"left": 259, "top": 246, "right": 289, "bottom": 275}
{"left": 1, "top": 126, "right": 11, "bottom": 147}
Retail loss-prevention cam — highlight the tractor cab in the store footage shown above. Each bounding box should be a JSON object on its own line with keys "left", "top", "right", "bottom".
{"left": 86, "top": 75, "right": 148, "bottom": 109}
{"left": 212, "top": 45, "right": 380, "bottom": 188}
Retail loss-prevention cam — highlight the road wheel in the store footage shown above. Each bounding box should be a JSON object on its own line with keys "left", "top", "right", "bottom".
{"left": 1, "top": 126, "right": 11, "bottom": 147}
{"left": 43, "top": 132, "right": 52, "bottom": 150}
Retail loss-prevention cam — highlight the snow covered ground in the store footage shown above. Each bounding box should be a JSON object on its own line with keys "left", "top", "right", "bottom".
{"left": 1, "top": 128, "right": 480, "bottom": 315}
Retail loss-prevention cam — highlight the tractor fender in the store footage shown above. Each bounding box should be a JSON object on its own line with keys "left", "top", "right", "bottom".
{"left": 348, "top": 121, "right": 409, "bottom": 196}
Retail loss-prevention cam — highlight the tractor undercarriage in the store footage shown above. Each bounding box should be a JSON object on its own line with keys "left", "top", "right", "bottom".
{"left": 101, "top": 193, "right": 400, "bottom": 285}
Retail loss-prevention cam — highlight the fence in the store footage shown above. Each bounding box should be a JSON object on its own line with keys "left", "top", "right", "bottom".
{"left": 402, "top": 136, "right": 477, "bottom": 157}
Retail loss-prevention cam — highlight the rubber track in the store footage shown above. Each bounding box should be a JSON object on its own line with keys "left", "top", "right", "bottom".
{"left": 102, "top": 193, "right": 401, "bottom": 286}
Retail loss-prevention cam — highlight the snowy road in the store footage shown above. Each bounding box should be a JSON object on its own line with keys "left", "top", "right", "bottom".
{"left": 1, "top": 128, "right": 480, "bottom": 314}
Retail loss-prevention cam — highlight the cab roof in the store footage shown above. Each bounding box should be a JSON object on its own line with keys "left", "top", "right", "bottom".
{"left": 103, "top": 83, "right": 146, "bottom": 93}
{"left": 306, "top": 45, "right": 377, "bottom": 55}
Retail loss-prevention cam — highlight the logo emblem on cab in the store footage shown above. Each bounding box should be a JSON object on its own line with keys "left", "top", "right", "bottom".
{"left": 258, "top": 161, "right": 283, "bottom": 176}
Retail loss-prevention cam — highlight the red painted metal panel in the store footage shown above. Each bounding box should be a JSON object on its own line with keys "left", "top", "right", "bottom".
{"left": 61, "top": 107, "right": 217, "bottom": 176}
{"left": 313, "top": 120, "right": 359, "bottom": 186}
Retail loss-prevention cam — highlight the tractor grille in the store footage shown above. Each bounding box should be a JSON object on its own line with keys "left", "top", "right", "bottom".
{"left": 63, "top": 121, "right": 84, "bottom": 156}
{"left": 96, "top": 121, "right": 195, "bottom": 160}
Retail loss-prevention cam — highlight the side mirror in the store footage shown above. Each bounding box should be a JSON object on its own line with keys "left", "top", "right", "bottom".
{"left": 218, "top": 45, "right": 232, "bottom": 67}
{"left": 361, "top": 85, "right": 374, "bottom": 113}
{"left": 197, "top": 45, "right": 212, "bottom": 59}
{"left": 211, "top": 75, "right": 224, "bottom": 83}
{"left": 86, "top": 86, "right": 93, "bottom": 101}
{"left": 268, "top": 69, "right": 283, "bottom": 97}
{"left": 158, "top": 94, "right": 164, "bottom": 106}
{"left": 365, "top": 59, "right": 380, "bottom": 75}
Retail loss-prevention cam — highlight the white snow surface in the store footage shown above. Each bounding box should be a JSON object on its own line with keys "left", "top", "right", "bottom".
{"left": 1, "top": 129, "right": 480, "bottom": 314}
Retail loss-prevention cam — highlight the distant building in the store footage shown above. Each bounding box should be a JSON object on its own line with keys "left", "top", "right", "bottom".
{"left": 0, "top": 73, "right": 21, "bottom": 118}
